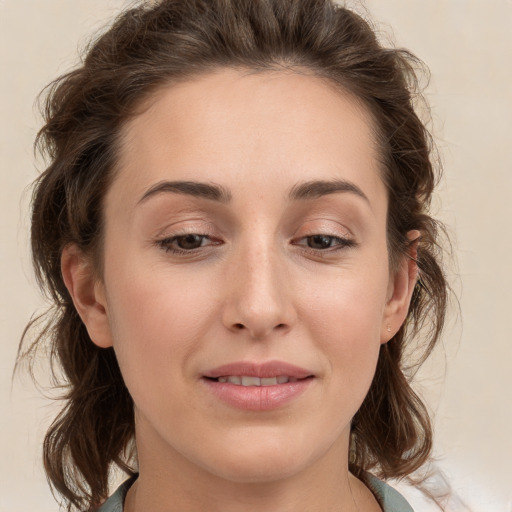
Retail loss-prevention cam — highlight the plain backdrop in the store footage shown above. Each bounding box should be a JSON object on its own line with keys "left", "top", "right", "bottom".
{"left": 1, "top": 1, "right": 511, "bottom": 511}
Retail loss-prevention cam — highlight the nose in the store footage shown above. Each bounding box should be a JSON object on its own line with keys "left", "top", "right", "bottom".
{"left": 221, "top": 242, "right": 297, "bottom": 339}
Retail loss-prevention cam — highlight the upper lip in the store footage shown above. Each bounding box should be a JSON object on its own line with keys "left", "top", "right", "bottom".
{"left": 203, "top": 360, "right": 314, "bottom": 379}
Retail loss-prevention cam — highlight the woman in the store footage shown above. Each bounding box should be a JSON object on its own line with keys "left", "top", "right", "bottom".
{"left": 20, "top": 0, "right": 448, "bottom": 510}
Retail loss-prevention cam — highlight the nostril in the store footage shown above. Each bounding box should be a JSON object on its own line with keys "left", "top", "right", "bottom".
{"left": 234, "top": 323, "right": 245, "bottom": 330}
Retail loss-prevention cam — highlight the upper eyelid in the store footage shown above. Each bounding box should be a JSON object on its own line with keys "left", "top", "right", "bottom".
{"left": 145, "top": 206, "right": 357, "bottom": 234}
{"left": 292, "top": 215, "right": 354, "bottom": 231}
{"left": 151, "top": 215, "right": 356, "bottom": 242}
{"left": 291, "top": 227, "right": 355, "bottom": 243}
{"left": 154, "top": 221, "right": 217, "bottom": 238}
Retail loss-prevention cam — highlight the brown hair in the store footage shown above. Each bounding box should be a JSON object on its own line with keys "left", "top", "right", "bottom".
{"left": 20, "top": 0, "right": 448, "bottom": 510}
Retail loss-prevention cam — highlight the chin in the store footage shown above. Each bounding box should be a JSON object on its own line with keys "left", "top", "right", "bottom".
{"left": 191, "top": 427, "right": 337, "bottom": 484}
{"left": 204, "top": 452, "right": 310, "bottom": 484}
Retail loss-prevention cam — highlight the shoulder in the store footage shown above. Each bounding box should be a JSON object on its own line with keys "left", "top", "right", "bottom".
{"left": 95, "top": 475, "right": 137, "bottom": 512}
{"left": 364, "top": 473, "right": 414, "bottom": 512}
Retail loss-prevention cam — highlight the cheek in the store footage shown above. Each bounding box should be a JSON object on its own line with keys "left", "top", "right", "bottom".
{"left": 304, "top": 270, "right": 388, "bottom": 393}
{"left": 103, "top": 262, "right": 219, "bottom": 399}
{"left": 107, "top": 251, "right": 217, "bottom": 332}
{"left": 305, "top": 267, "right": 389, "bottom": 340}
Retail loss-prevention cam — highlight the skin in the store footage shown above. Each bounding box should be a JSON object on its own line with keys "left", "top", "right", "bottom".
{"left": 62, "top": 68, "right": 418, "bottom": 512}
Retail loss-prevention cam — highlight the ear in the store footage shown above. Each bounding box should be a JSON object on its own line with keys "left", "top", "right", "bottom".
{"left": 61, "top": 244, "right": 113, "bottom": 348}
{"left": 380, "top": 230, "right": 420, "bottom": 344}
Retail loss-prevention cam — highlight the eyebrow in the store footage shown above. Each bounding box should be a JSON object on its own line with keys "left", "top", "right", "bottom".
{"left": 138, "top": 180, "right": 232, "bottom": 204}
{"left": 138, "top": 178, "right": 369, "bottom": 205}
{"left": 288, "top": 179, "right": 369, "bottom": 203}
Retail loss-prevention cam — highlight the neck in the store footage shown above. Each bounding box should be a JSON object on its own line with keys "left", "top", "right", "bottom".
{"left": 125, "top": 423, "right": 381, "bottom": 512}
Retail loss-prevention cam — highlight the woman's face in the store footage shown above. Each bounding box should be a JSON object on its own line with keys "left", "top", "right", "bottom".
{"left": 71, "top": 68, "right": 415, "bottom": 483}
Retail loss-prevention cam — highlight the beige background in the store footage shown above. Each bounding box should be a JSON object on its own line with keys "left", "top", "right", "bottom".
{"left": 1, "top": 1, "right": 511, "bottom": 511}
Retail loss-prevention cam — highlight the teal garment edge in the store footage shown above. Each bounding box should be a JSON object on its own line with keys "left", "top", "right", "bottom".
{"left": 95, "top": 473, "right": 413, "bottom": 512}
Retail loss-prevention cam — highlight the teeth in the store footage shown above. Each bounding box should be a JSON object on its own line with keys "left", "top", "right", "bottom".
{"left": 241, "top": 376, "right": 261, "bottom": 386}
{"left": 215, "top": 375, "right": 295, "bottom": 386}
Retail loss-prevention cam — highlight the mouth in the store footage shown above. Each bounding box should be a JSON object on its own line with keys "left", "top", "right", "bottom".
{"left": 202, "top": 361, "right": 315, "bottom": 410}
{"left": 205, "top": 375, "right": 309, "bottom": 386}
{"left": 203, "top": 360, "right": 314, "bottom": 380}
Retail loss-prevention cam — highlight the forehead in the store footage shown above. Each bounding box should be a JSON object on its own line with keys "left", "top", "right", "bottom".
{"left": 112, "top": 68, "right": 384, "bottom": 210}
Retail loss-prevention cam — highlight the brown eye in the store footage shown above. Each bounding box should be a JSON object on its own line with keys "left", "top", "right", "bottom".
{"left": 293, "top": 234, "right": 356, "bottom": 253}
{"left": 306, "top": 235, "right": 337, "bottom": 249}
{"left": 156, "top": 233, "right": 221, "bottom": 255}
{"left": 175, "top": 234, "right": 207, "bottom": 250}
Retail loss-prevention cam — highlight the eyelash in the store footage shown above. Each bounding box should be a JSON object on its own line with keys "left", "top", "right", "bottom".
{"left": 156, "top": 234, "right": 219, "bottom": 255}
{"left": 294, "top": 234, "right": 356, "bottom": 254}
{"left": 155, "top": 233, "right": 356, "bottom": 256}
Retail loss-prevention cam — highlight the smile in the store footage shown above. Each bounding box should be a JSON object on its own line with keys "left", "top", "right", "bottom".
{"left": 202, "top": 361, "right": 315, "bottom": 410}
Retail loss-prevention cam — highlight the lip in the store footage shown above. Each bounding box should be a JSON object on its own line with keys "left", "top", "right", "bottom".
{"left": 202, "top": 360, "right": 315, "bottom": 411}
{"left": 203, "top": 360, "right": 314, "bottom": 379}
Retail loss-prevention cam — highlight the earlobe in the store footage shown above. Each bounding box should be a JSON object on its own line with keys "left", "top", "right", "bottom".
{"left": 381, "top": 230, "right": 420, "bottom": 343}
{"left": 61, "top": 244, "right": 113, "bottom": 348}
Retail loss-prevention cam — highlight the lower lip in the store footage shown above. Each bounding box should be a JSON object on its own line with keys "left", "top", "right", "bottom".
{"left": 202, "top": 378, "right": 314, "bottom": 411}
